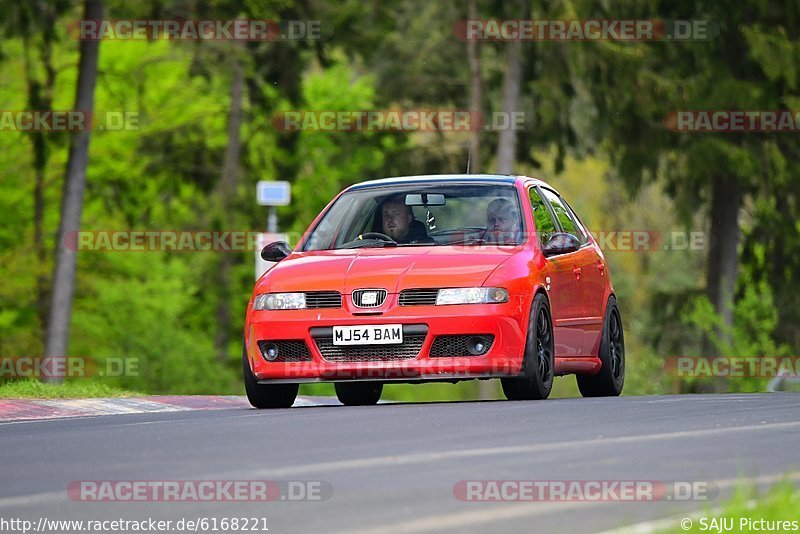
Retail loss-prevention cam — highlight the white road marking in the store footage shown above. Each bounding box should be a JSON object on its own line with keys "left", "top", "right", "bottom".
{"left": 339, "top": 500, "right": 583, "bottom": 534}
{"left": 596, "top": 472, "right": 800, "bottom": 534}
{"left": 0, "top": 396, "right": 333, "bottom": 424}
{"left": 249, "top": 420, "right": 800, "bottom": 477}
{"left": 0, "top": 491, "right": 65, "bottom": 509}
{"left": 37, "top": 398, "right": 189, "bottom": 414}
{"left": 1, "top": 413, "right": 798, "bottom": 514}
{"left": 341, "top": 471, "right": 800, "bottom": 534}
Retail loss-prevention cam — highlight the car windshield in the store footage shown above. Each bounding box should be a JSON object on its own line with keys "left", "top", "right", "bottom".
{"left": 302, "top": 183, "right": 524, "bottom": 251}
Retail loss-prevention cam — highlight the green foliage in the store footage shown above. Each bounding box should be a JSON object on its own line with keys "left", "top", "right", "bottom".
{"left": 660, "top": 478, "right": 800, "bottom": 534}
{"left": 683, "top": 282, "right": 785, "bottom": 359}
{"left": 1, "top": 1, "right": 798, "bottom": 401}
{"left": 283, "top": 56, "right": 407, "bottom": 235}
{"left": 70, "top": 254, "right": 237, "bottom": 394}
{"left": 620, "top": 347, "right": 672, "bottom": 396}
{"left": 0, "top": 379, "right": 137, "bottom": 399}
{"left": 681, "top": 280, "right": 791, "bottom": 392}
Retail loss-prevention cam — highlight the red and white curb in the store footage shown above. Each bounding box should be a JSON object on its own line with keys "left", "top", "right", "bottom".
{"left": 0, "top": 395, "right": 339, "bottom": 423}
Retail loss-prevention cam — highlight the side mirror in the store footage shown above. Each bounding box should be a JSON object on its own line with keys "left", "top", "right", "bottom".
{"left": 542, "top": 233, "right": 580, "bottom": 256}
{"left": 261, "top": 241, "right": 292, "bottom": 262}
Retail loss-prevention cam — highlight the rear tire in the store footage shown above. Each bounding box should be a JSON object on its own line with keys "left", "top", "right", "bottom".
{"left": 335, "top": 382, "right": 383, "bottom": 406}
{"left": 577, "top": 296, "right": 625, "bottom": 397}
{"left": 501, "top": 293, "right": 554, "bottom": 400}
{"left": 242, "top": 347, "right": 298, "bottom": 408}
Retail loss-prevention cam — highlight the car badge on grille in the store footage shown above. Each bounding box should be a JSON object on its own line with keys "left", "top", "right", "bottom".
{"left": 352, "top": 288, "right": 387, "bottom": 308}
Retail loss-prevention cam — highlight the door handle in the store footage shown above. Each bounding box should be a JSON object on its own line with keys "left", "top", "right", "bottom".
{"left": 572, "top": 267, "right": 582, "bottom": 277}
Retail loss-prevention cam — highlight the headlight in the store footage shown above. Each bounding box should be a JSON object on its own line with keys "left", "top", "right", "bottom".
{"left": 253, "top": 292, "right": 306, "bottom": 310}
{"left": 435, "top": 287, "right": 509, "bottom": 305}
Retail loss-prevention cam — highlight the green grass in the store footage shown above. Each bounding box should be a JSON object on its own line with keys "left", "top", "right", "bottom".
{"left": 0, "top": 379, "right": 140, "bottom": 399}
{"left": 0, "top": 372, "right": 605, "bottom": 402}
{"left": 300, "top": 381, "right": 485, "bottom": 401}
{"left": 661, "top": 479, "right": 800, "bottom": 533}
{"left": 300, "top": 374, "right": 584, "bottom": 402}
{"left": 382, "top": 381, "right": 486, "bottom": 402}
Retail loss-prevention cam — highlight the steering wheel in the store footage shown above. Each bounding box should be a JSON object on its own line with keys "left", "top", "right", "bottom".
{"left": 358, "top": 232, "right": 397, "bottom": 244}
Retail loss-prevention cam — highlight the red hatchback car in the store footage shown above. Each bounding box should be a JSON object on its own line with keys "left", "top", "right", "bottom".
{"left": 243, "top": 174, "right": 624, "bottom": 407}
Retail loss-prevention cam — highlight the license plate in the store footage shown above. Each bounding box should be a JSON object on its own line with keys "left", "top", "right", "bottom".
{"left": 332, "top": 324, "right": 403, "bottom": 346}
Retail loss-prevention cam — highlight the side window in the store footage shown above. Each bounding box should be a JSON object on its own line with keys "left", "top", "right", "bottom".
{"left": 528, "top": 187, "right": 557, "bottom": 245}
{"left": 562, "top": 198, "right": 590, "bottom": 244}
{"left": 540, "top": 188, "right": 587, "bottom": 245}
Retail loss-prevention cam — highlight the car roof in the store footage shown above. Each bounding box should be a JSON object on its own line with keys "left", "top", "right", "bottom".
{"left": 346, "top": 174, "right": 547, "bottom": 191}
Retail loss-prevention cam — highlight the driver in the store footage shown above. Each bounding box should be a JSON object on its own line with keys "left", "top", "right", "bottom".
{"left": 379, "top": 196, "right": 432, "bottom": 244}
{"left": 485, "top": 198, "right": 521, "bottom": 244}
{"left": 381, "top": 197, "right": 414, "bottom": 242}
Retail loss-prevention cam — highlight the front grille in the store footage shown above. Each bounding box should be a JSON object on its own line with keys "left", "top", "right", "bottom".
{"left": 257, "top": 340, "right": 313, "bottom": 362}
{"left": 429, "top": 335, "right": 495, "bottom": 357}
{"left": 399, "top": 288, "right": 439, "bottom": 306}
{"left": 305, "top": 291, "right": 342, "bottom": 309}
{"left": 315, "top": 335, "right": 426, "bottom": 362}
{"left": 352, "top": 288, "right": 388, "bottom": 308}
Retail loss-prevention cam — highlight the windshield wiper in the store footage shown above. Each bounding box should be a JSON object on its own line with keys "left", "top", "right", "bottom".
{"left": 448, "top": 238, "right": 485, "bottom": 246}
{"left": 338, "top": 239, "right": 397, "bottom": 249}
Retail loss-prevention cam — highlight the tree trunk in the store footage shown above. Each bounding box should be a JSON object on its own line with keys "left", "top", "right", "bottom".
{"left": 43, "top": 0, "right": 103, "bottom": 384}
{"left": 23, "top": 3, "right": 57, "bottom": 337}
{"left": 485, "top": 0, "right": 525, "bottom": 399}
{"left": 704, "top": 174, "right": 742, "bottom": 391}
{"left": 495, "top": 39, "right": 523, "bottom": 174}
{"left": 468, "top": 0, "right": 494, "bottom": 401}
{"left": 467, "top": 0, "right": 482, "bottom": 174}
{"left": 214, "top": 42, "right": 245, "bottom": 363}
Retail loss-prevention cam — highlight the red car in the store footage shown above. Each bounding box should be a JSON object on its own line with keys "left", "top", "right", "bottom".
{"left": 243, "top": 175, "right": 624, "bottom": 407}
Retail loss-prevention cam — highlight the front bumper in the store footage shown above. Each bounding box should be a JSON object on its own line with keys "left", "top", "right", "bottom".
{"left": 246, "top": 297, "right": 528, "bottom": 382}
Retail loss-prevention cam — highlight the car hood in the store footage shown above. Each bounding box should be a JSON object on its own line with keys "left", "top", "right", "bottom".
{"left": 258, "top": 246, "right": 520, "bottom": 293}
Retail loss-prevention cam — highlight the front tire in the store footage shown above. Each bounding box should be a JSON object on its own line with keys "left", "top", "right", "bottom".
{"left": 501, "top": 293, "right": 554, "bottom": 400}
{"left": 242, "top": 347, "right": 298, "bottom": 408}
{"left": 335, "top": 382, "right": 383, "bottom": 406}
{"left": 577, "top": 296, "right": 625, "bottom": 397}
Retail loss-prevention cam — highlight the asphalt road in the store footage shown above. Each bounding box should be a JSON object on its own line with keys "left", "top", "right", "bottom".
{"left": 1, "top": 393, "right": 799, "bottom": 533}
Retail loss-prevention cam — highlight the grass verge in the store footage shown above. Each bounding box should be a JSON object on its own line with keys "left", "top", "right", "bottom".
{"left": 0, "top": 379, "right": 140, "bottom": 399}
{"left": 661, "top": 479, "right": 800, "bottom": 533}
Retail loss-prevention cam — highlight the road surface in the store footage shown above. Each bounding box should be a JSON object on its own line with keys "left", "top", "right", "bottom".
{"left": 1, "top": 393, "right": 799, "bottom": 533}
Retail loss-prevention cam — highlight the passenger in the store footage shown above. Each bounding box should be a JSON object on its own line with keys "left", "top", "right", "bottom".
{"left": 485, "top": 198, "right": 521, "bottom": 244}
